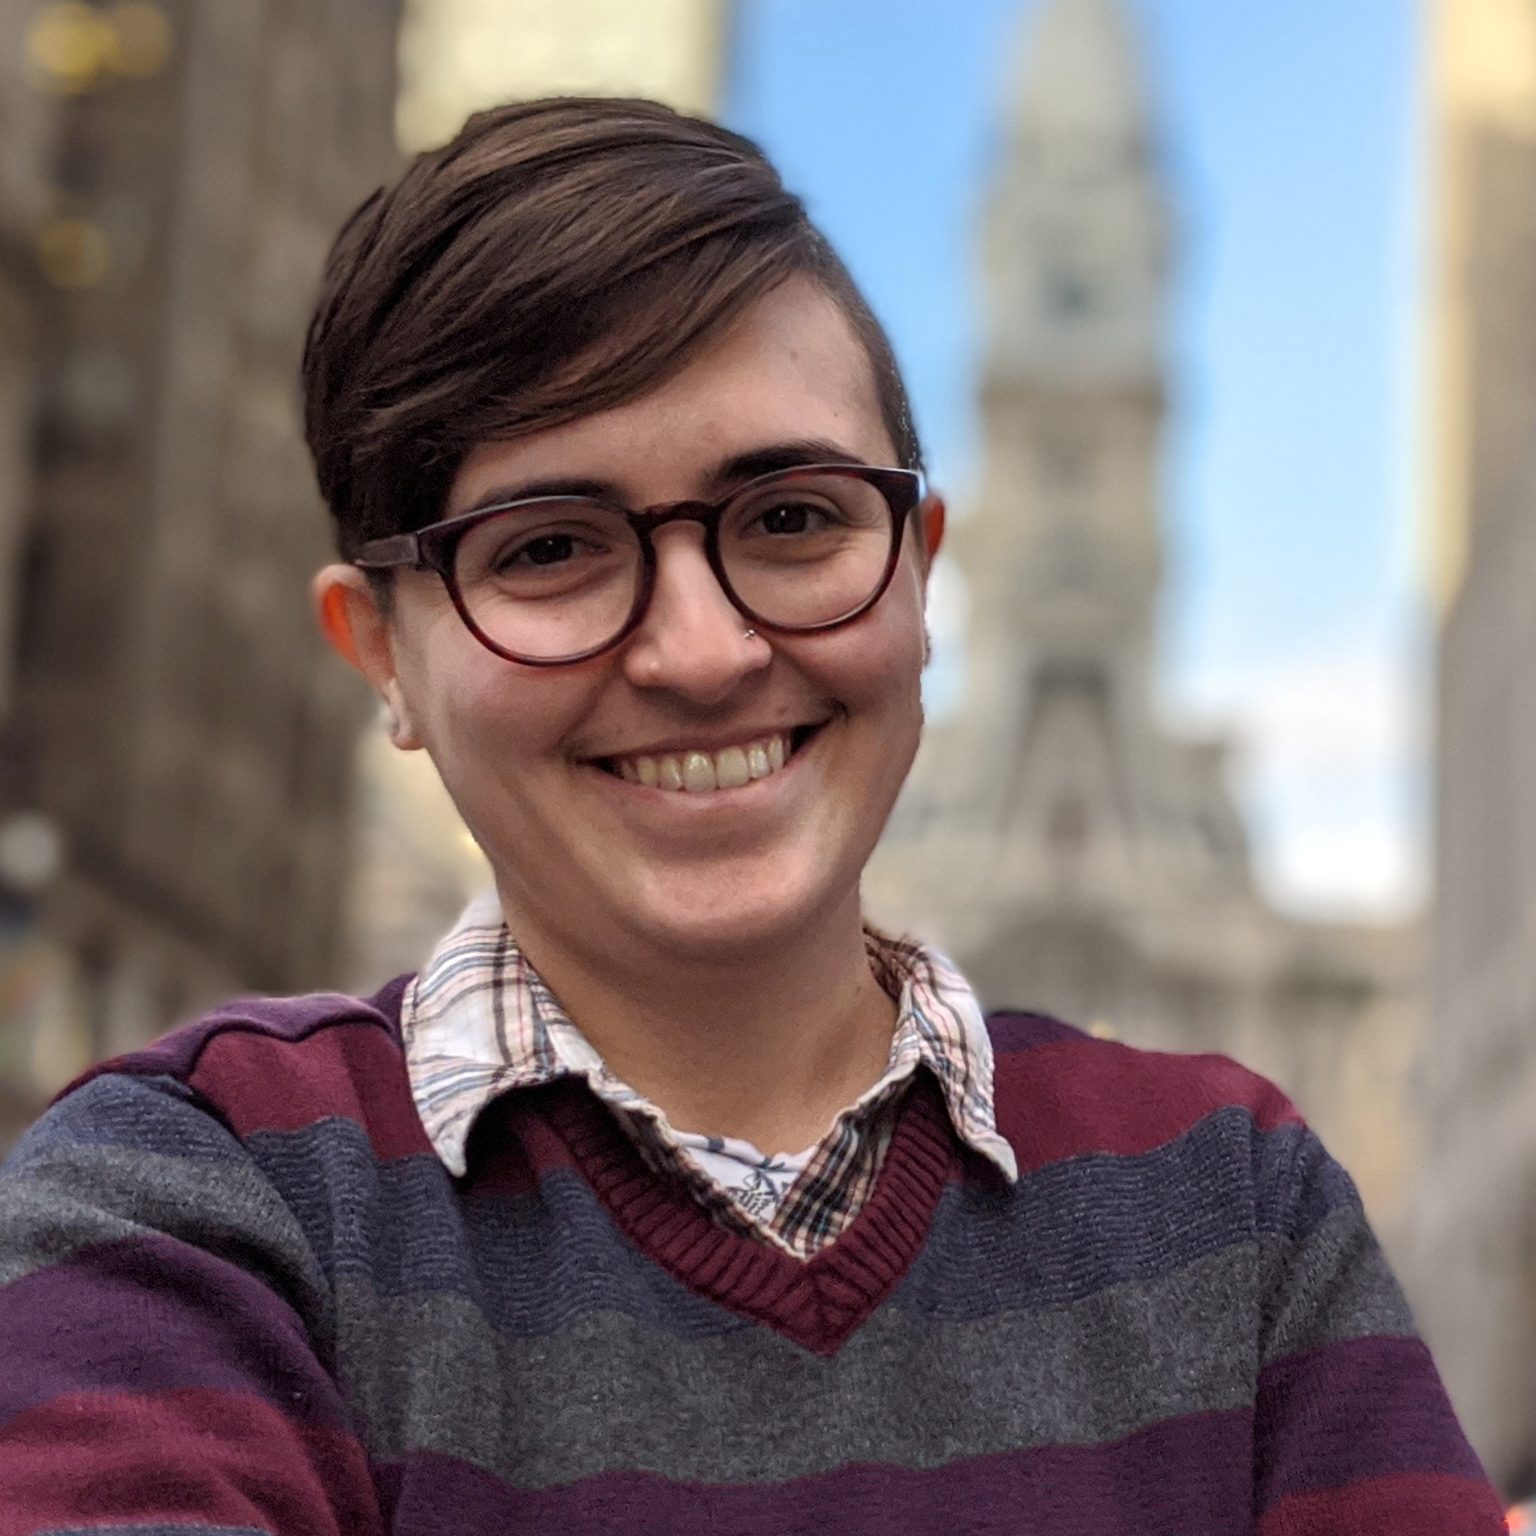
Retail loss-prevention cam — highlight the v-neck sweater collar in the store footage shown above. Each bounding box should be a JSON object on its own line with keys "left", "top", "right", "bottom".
{"left": 519, "top": 1072, "right": 963, "bottom": 1357}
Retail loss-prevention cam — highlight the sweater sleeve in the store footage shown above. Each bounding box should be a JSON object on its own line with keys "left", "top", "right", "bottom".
{"left": 0, "top": 1071, "right": 385, "bottom": 1536}
{"left": 1251, "top": 1115, "right": 1505, "bottom": 1534}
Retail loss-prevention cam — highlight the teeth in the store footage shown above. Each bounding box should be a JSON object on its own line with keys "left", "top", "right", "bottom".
{"left": 715, "top": 746, "right": 750, "bottom": 790}
{"left": 613, "top": 733, "right": 799, "bottom": 793}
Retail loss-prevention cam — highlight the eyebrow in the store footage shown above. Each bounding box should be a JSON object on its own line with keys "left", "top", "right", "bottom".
{"left": 457, "top": 437, "right": 870, "bottom": 516}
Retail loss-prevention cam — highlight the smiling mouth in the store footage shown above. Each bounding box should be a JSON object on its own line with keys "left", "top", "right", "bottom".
{"left": 595, "top": 724, "right": 825, "bottom": 793}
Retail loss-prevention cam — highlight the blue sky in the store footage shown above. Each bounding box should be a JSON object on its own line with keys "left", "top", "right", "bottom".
{"left": 725, "top": 0, "right": 1427, "bottom": 920}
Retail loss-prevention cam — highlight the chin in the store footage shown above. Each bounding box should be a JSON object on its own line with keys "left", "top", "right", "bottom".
{"left": 616, "top": 857, "right": 852, "bottom": 965}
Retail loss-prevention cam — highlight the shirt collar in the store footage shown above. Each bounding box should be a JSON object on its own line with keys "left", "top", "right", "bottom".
{"left": 402, "top": 887, "right": 1017, "bottom": 1183}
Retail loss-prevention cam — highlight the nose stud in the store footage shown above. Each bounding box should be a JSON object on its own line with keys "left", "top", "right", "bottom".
{"left": 742, "top": 628, "right": 758, "bottom": 641}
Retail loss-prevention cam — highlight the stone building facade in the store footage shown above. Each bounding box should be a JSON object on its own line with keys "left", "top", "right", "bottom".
{"left": 1405, "top": 0, "right": 1536, "bottom": 1494}
{"left": 867, "top": 0, "right": 1417, "bottom": 1215}
{"left": 0, "top": 0, "right": 399, "bottom": 1141}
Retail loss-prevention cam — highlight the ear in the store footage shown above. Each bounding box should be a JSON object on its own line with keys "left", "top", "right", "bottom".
{"left": 312, "top": 565, "right": 423, "bottom": 750}
{"left": 918, "top": 494, "right": 946, "bottom": 570}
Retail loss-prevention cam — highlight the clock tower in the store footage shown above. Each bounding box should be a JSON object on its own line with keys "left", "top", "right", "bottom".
{"left": 966, "top": 0, "right": 1167, "bottom": 762}
{"left": 866, "top": 0, "right": 1414, "bottom": 1340}
{"left": 869, "top": 0, "right": 1386, "bottom": 1094}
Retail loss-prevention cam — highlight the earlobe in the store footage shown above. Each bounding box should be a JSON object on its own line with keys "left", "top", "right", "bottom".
{"left": 312, "top": 565, "right": 424, "bottom": 750}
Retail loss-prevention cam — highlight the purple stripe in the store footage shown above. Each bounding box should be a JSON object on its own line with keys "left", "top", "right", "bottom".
{"left": 0, "top": 1234, "right": 352, "bottom": 1431}
{"left": 985, "top": 1011, "right": 1087, "bottom": 1053}
{"left": 1256, "top": 1334, "right": 1487, "bottom": 1506}
{"left": 379, "top": 1410, "right": 1254, "bottom": 1535}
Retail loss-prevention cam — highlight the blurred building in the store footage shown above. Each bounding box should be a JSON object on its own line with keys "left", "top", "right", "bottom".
{"left": 868, "top": 0, "right": 1418, "bottom": 1216}
{"left": 347, "top": 0, "right": 731, "bottom": 986}
{"left": 0, "top": 0, "right": 399, "bottom": 1142}
{"left": 0, "top": 2, "right": 58, "bottom": 728}
{"left": 396, "top": 0, "right": 726, "bottom": 152}
{"left": 0, "top": 0, "right": 65, "bottom": 1137}
{"left": 1408, "top": 0, "right": 1536, "bottom": 1494}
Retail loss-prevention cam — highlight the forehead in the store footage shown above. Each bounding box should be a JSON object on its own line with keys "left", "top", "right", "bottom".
{"left": 449, "top": 277, "right": 894, "bottom": 512}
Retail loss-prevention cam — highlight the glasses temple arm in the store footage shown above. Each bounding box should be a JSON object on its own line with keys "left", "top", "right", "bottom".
{"left": 351, "top": 532, "right": 422, "bottom": 569}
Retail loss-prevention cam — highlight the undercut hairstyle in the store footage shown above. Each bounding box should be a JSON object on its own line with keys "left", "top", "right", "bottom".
{"left": 302, "top": 96, "right": 922, "bottom": 565}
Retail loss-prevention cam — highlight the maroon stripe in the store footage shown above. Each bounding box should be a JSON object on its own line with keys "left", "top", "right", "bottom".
{"left": 60, "top": 983, "right": 406, "bottom": 1091}
{"left": 993, "top": 1037, "right": 1302, "bottom": 1171}
{"left": 1257, "top": 1469, "right": 1506, "bottom": 1534}
{"left": 379, "top": 1409, "right": 1254, "bottom": 1534}
{"left": 0, "top": 1234, "right": 350, "bottom": 1430}
{"left": 0, "top": 1387, "right": 382, "bottom": 1536}
{"left": 187, "top": 1020, "right": 433, "bottom": 1159}
{"left": 1256, "top": 1335, "right": 1491, "bottom": 1506}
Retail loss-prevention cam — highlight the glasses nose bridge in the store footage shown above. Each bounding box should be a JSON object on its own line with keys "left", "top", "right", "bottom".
{"left": 635, "top": 495, "right": 724, "bottom": 540}
{"left": 630, "top": 495, "right": 747, "bottom": 637}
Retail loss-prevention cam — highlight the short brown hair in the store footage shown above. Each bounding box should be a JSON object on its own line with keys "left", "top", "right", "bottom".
{"left": 302, "top": 97, "right": 921, "bottom": 561}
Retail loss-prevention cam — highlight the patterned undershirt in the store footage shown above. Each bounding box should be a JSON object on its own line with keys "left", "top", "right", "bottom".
{"left": 673, "top": 1132, "right": 814, "bottom": 1221}
{"left": 402, "top": 888, "right": 1017, "bottom": 1259}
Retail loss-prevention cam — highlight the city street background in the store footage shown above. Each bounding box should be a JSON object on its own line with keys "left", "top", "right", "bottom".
{"left": 0, "top": 0, "right": 1532, "bottom": 1500}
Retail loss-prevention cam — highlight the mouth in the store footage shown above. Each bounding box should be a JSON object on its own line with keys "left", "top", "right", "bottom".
{"left": 592, "top": 723, "right": 827, "bottom": 794}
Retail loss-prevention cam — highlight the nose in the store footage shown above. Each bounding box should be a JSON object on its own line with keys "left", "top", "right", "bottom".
{"left": 619, "top": 524, "right": 769, "bottom": 703}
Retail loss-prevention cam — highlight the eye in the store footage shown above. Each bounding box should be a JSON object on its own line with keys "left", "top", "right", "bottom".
{"left": 498, "top": 531, "right": 590, "bottom": 569}
{"left": 457, "top": 510, "right": 632, "bottom": 597}
{"left": 749, "top": 499, "right": 837, "bottom": 536}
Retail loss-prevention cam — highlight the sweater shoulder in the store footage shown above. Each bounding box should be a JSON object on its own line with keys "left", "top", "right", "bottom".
{"left": 984, "top": 1009, "right": 1304, "bottom": 1174}
{"left": 50, "top": 974, "right": 430, "bottom": 1159}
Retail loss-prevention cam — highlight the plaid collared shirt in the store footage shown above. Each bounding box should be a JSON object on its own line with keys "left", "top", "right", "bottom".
{"left": 403, "top": 888, "right": 1018, "bottom": 1260}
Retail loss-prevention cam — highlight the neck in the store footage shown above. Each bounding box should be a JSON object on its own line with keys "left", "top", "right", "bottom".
{"left": 502, "top": 890, "right": 897, "bottom": 1155}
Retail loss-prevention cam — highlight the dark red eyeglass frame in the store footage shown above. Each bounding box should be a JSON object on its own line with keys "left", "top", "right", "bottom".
{"left": 351, "top": 462, "right": 927, "bottom": 667}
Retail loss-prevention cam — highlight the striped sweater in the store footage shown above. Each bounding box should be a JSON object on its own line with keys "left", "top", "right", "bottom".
{"left": 0, "top": 979, "right": 1503, "bottom": 1534}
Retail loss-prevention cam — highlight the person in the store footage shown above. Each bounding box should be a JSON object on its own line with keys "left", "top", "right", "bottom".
{"left": 0, "top": 97, "right": 1505, "bottom": 1535}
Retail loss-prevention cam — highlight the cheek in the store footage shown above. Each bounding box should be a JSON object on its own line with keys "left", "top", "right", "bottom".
{"left": 868, "top": 572, "right": 930, "bottom": 688}
{"left": 399, "top": 650, "right": 589, "bottom": 791}
{"left": 804, "top": 591, "right": 928, "bottom": 723}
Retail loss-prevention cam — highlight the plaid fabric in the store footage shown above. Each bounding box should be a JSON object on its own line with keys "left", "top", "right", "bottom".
{"left": 403, "top": 888, "right": 1018, "bottom": 1259}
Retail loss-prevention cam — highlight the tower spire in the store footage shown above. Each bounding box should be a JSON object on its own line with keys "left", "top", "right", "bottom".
{"left": 1009, "top": 0, "right": 1149, "bottom": 150}
{"left": 971, "top": 0, "right": 1168, "bottom": 678}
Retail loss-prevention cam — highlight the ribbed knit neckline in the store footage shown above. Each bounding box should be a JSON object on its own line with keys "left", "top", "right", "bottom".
{"left": 542, "top": 1074, "right": 960, "bottom": 1357}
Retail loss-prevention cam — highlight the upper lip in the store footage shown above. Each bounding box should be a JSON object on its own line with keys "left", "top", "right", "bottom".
{"left": 578, "top": 719, "right": 829, "bottom": 763}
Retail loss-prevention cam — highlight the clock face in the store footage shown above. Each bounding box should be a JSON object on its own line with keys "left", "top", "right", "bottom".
{"left": 1046, "top": 270, "right": 1095, "bottom": 316}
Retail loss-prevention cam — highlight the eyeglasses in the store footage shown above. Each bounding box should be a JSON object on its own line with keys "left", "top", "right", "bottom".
{"left": 352, "top": 462, "right": 926, "bottom": 666}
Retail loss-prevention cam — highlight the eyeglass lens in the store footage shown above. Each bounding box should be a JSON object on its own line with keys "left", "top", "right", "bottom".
{"left": 451, "top": 471, "right": 895, "bottom": 661}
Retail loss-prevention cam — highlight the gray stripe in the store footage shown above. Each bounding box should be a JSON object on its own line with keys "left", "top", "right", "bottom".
{"left": 0, "top": 1135, "right": 328, "bottom": 1336}
{"left": 336, "top": 1243, "right": 1260, "bottom": 1489}
{"left": 249, "top": 1119, "right": 744, "bottom": 1340}
{"left": 1258, "top": 1202, "right": 1415, "bottom": 1366}
{"left": 249, "top": 1107, "right": 1327, "bottom": 1335}
{"left": 4, "top": 1073, "right": 246, "bottom": 1170}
